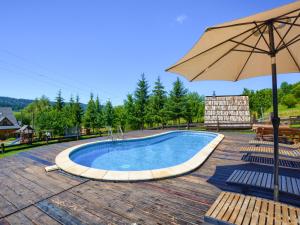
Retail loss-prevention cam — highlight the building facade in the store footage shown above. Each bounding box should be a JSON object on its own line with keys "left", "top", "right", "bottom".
{"left": 0, "top": 107, "right": 20, "bottom": 139}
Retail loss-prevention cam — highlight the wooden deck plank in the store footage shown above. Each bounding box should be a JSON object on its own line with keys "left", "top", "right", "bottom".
{"left": 274, "top": 203, "right": 282, "bottom": 225}
{"left": 258, "top": 200, "right": 267, "bottom": 225}
{"left": 235, "top": 195, "right": 250, "bottom": 225}
{"left": 215, "top": 192, "right": 235, "bottom": 220}
{"left": 286, "top": 177, "right": 293, "bottom": 194}
{"left": 21, "top": 206, "right": 61, "bottom": 225}
{"left": 1, "top": 131, "right": 299, "bottom": 224}
{"left": 246, "top": 171, "right": 255, "bottom": 185}
{"left": 228, "top": 194, "right": 245, "bottom": 224}
{"left": 281, "top": 175, "right": 287, "bottom": 193}
{"left": 282, "top": 204, "right": 289, "bottom": 224}
{"left": 222, "top": 193, "right": 240, "bottom": 221}
{"left": 250, "top": 197, "right": 261, "bottom": 225}
{"left": 291, "top": 178, "right": 300, "bottom": 195}
{"left": 266, "top": 200, "right": 274, "bottom": 225}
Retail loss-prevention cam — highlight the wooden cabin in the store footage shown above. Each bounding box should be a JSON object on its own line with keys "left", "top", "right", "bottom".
{"left": 0, "top": 107, "right": 20, "bottom": 140}
{"left": 17, "top": 125, "right": 34, "bottom": 144}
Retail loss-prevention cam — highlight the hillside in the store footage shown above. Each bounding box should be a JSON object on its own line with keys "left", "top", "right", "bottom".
{"left": 0, "top": 96, "right": 87, "bottom": 111}
{"left": 0, "top": 96, "right": 33, "bottom": 111}
{"left": 264, "top": 103, "right": 300, "bottom": 118}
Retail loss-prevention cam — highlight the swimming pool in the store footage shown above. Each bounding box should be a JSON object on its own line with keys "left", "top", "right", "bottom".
{"left": 55, "top": 131, "right": 223, "bottom": 181}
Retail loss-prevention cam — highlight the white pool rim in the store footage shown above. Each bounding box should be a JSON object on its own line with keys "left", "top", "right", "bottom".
{"left": 55, "top": 130, "right": 224, "bottom": 181}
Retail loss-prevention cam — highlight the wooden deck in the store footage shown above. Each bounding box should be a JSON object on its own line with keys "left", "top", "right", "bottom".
{"left": 0, "top": 130, "right": 299, "bottom": 225}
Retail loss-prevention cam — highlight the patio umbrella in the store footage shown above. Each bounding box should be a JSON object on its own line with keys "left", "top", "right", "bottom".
{"left": 166, "top": 1, "right": 300, "bottom": 201}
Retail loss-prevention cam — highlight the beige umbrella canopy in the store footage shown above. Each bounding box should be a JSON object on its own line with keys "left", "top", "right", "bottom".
{"left": 166, "top": 1, "right": 300, "bottom": 201}
{"left": 166, "top": 1, "right": 300, "bottom": 81}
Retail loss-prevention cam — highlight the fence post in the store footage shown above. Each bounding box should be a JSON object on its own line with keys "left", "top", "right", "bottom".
{"left": 1, "top": 143, "right": 4, "bottom": 154}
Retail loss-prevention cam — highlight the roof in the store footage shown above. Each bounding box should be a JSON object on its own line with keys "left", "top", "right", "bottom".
{"left": 17, "top": 125, "right": 34, "bottom": 133}
{"left": 0, "top": 107, "right": 20, "bottom": 130}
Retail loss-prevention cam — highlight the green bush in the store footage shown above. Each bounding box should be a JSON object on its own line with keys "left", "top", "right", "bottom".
{"left": 292, "top": 84, "right": 300, "bottom": 99}
{"left": 281, "top": 94, "right": 297, "bottom": 108}
{"left": 6, "top": 137, "right": 16, "bottom": 141}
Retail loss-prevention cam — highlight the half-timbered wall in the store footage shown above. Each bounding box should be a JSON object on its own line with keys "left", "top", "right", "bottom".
{"left": 204, "top": 95, "right": 251, "bottom": 129}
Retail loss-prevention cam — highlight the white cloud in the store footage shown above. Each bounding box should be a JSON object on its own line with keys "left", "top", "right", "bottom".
{"left": 176, "top": 14, "right": 187, "bottom": 24}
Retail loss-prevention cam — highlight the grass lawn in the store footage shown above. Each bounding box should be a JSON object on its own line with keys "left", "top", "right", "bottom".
{"left": 0, "top": 134, "right": 106, "bottom": 159}
{"left": 264, "top": 103, "right": 300, "bottom": 118}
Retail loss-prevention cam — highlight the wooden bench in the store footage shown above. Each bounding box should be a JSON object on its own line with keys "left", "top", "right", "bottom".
{"left": 248, "top": 140, "right": 300, "bottom": 150}
{"left": 253, "top": 126, "right": 300, "bottom": 143}
{"left": 226, "top": 170, "right": 300, "bottom": 197}
{"left": 240, "top": 146, "right": 300, "bottom": 158}
{"left": 204, "top": 191, "right": 300, "bottom": 224}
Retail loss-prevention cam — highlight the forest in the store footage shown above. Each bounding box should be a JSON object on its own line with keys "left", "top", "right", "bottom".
{"left": 13, "top": 75, "right": 300, "bottom": 137}
{"left": 15, "top": 74, "right": 205, "bottom": 137}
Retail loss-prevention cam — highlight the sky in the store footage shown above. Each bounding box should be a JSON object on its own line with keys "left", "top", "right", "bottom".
{"left": 0, "top": 0, "right": 299, "bottom": 105}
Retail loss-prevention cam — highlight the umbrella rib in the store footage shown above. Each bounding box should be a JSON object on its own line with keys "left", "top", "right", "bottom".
{"left": 273, "top": 24, "right": 300, "bottom": 72}
{"left": 229, "top": 40, "right": 269, "bottom": 54}
{"left": 254, "top": 22, "right": 270, "bottom": 49}
{"left": 277, "top": 15, "right": 300, "bottom": 20}
{"left": 232, "top": 49, "right": 267, "bottom": 54}
{"left": 277, "top": 33, "right": 300, "bottom": 51}
{"left": 275, "top": 12, "right": 300, "bottom": 50}
{"left": 207, "top": 7, "right": 300, "bottom": 31}
{"left": 234, "top": 25, "right": 268, "bottom": 81}
{"left": 190, "top": 24, "right": 264, "bottom": 81}
{"left": 275, "top": 20, "right": 300, "bottom": 27}
{"left": 166, "top": 24, "right": 261, "bottom": 72}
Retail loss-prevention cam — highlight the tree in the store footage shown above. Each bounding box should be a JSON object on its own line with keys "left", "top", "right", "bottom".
{"left": 167, "top": 78, "right": 188, "bottom": 124}
{"left": 147, "top": 77, "right": 167, "bottom": 127}
{"left": 114, "top": 105, "right": 126, "bottom": 131}
{"left": 183, "top": 97, "right": 193, "bottom": 129}
{"left": 282, "top": 94, "right": 297, "bottom": 108}
{"left": 104, "top": 100, "right": 114, "bottom": 127}
{"left": 280, "top": 82, "right": 292, "bottom": 96}
{"left": 134, "top": 74, "right": 149, "bottom": 129}
{"left": 185, "top": 92, "right": 204, "bottom": 123}
{"left": 84, "top": 93, "right": 97, "bottom": 132}
{"left": 21, "top": 96, "right": 51, "bottom": 133}
{"left": 74, "top": 95, "right": 83, "bottom": 128}
{"left": 243, "top": 88, "right": 272, "bottom": 117}
{"left": 65, "top": 95, "right": 83, "bottom": 131}
{"left": 55, "top": 90, "right": 64, "bottom": 111}
{"left": 95, "top": 96, "right": 104, "bottom": 129}
{"left": 124, "top": 94, "right": 139, "bottom": 129}
{"left": 292, "top": 84, "right": 300, "bottom": 99}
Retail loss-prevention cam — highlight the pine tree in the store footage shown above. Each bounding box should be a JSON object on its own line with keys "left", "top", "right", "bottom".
{"left": 168, "top": 78, "right": 187, "bottom": 125}
{"left": 124, "top": 94, "right": 138, "bottom": 129}
{"left": 84, "top": 93, "right": 97, "bottom": 132}
{"left": 104, "top": 100, "right": 114, "bottom": 127}
{"left": 74, "top": 95, "right": 83, "bottom": 127}
{"left": 114, "top": 105, "right": 126, "bottom": 131}
{"left": 150, "top": 77, "right": 167, "bottom": 127}
{"left": 95, "top": 95, "right": 104, "bottom": 129}
{"left": 185, "top": 92, "right": 204, "bottom": 123}
{"left": 134, "top": 73, "right": 149, "bottom": 129}
{"left": 55, "top": 90, "right": 64, "bottom": 111}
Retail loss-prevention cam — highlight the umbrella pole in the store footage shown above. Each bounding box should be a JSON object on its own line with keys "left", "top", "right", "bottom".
{"left": 268, "top": 22, "right": 280, "bottom": 201}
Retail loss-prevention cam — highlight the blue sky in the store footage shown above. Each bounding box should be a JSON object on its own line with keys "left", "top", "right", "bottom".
{"left": 0, "top": 0, "right": 299, "bottom": 105}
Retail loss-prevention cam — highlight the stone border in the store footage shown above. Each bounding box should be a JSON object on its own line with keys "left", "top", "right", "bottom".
{"left": 55, "top": 131, "right": 224, "bottom": 181}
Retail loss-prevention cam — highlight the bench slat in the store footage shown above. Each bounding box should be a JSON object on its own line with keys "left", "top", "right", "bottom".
{"left": 227, "top": 170, "right": 300, "bottom": 197}
{"left": 205, "top": 191, "right": 300, "bottom": 225}
{"left": 205, "top": 192, "right": 226, "bottom": 217}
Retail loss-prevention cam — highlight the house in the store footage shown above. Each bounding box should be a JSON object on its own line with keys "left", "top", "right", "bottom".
{"left": 0, "top": 107, "right": 20, "bottom": 139}
{"left": 16, "top": 125, "right": 34, "bottom": 144}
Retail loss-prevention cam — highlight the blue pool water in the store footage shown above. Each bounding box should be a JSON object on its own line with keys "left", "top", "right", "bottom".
{"left": 70, "top": 131, "right": 217, "bottom": 171}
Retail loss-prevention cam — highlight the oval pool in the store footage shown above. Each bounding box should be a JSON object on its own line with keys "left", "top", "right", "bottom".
{"left": 55, "top": 131, "right": 223, "bottom": 181}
